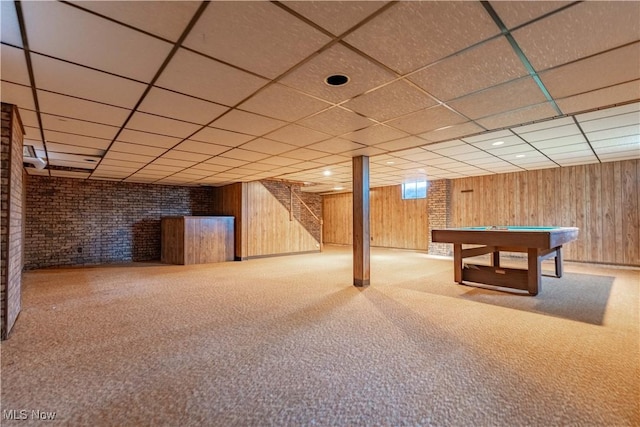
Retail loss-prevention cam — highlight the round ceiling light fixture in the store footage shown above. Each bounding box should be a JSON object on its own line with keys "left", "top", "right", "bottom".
{"left": 325, "top": 74, "right": 350, "bottom": 87}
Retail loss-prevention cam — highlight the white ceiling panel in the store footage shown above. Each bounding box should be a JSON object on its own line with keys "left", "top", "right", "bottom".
{"left": 126, "top": 112, "right": 201, "bottom": 139}
{"left": 515, "top": 123, "right": 582, "bottom": 143}
{"left": 489, "top": 1, "right": 571, "bottom": 30}
{"left": 387, "top": 106, "right": 468, "bottom": 134}
{"left": 585, "top": 125, "right": 639, "bottom": 142}
{"left": 265, "top": 124, "right": 331, "bottom": 147}
{"left": 529, "top": 135, "right": 586, "bottom": 150}
{"left": 239, "top": 84, "right": 331, "bottom": 122}
{"left": 344, "top": 125, "right": 408, "bottom": 146}
{"left": 156, "top": 49, "right": 268, "bottom": 106}
{"left": 374, "top": 136, "right": 429, "bottom": 152}
{"left": 220, "top": 148, "right": 271, "bottom": 163}
{"left": 162, "top": 150, "right": 211, "bottom": 163}
{"left": 152, "top": 157, "right": 195, "bottom": 168}
{"left": 31, "top": 53, "right": 147, "bottom": 108}
{"left": 204, "top": 157, "right": 248, "bottom": 168}
{"left": 37, "top": 90, "right": 129, "bottom": 127}
{"left": 25, "top": 168, "right": 50, "bottom": 176}
{"left": 1, "top": 45, "right": 30, "bottom": 85}
{"left": 344, "top": 1, "right": 498, "bottom": 74}
{"left": 117, "top": 129, "right": 181, "bottom": 149}
{"left": 50, "top": 170, "right": 90, "bottom": 179}
{"left": 449, "top": 77, "right": 547, "bottom": 120}
{"left": 257, "top": 157, "right": 303, "bottom": 167}
{"left": 408, "top": 37, "right": 528, "bottom": 102}
{"left": 537, "top": 143, "right": 591, "bottom": 156}
{"left": 575, "top": 102, "right": 640, "bottom": 122}
{"left": 556, "top": 81, "right": 640, "bottom": 116}
{"left": 44, "top": 130, "right": 110, "bottom": 151}
{"left": 0, "top": 82, "right": 36, "bottom": 111}
{"left": 419, "top": 122, "right": 485, "bottom": 143}
{"left": 100, "top": 158, "right": 146, "bottom": 168}
{"left": 72, "top": 1, "right": 201, "bottom": 42}
{"left": 349, "top": 146, "right": 386, "bottom": 157}
{"left": 190, "top": 163, "right": 230, "bottom": 173}
{"left": 139, "top": 87, "right": 229, "bottom": 125}
{"left": 211, "top": 110, "right": 286, "bottom": 136}
{"left": 512, "top": 116, "right": 576, "bottom": 134}
{"left": 553, "top": 155, "right": 599, "bottom": 167}
{"left": 1, "top": 1, "right": 22, "bottom": 47}
{"left": 41, "top": 114, "right": 119, "bottom": 140}
{"left": 240, "top": 138, "right": 297, "bottom": 156}
{"left": 598, "top": 151, "right": 640, "bottom": 162}
{"left": 487, "top": 143, "right": 534, "bottom": 156}
{"left": 476, "top": 103, "right": 558, "bottom": 130}
{"left": 172, "top": 140, "right": 228, "bottom": 157}
{"left": 45, "top": 142, "right": 103, "bottom": 157}
{"left": 593, "top": 144, "right": 640, "bottom": 156}
{"left": 103, "top": 151, "right": 154, "bottom": 164}
{"left": 540, "top": 43, "right": 640, "bottom": 100}
{"left": 282, "top": 1, "right": 387, "bottom": 36}
{"left": 190, "top": 127, "right": 253, "bottom": 148}
{"left": 22, "top": 1, "right": 172, "bottom": 82}
{"left": 306, "top": 138, "right": 365, "bottom": 154}
{"left": 184, "top": 1, "right": 330, "bottom": 79}
{"left": 110, "top": 142, "right": 166, "bottom": 157}
{"left": 512, "top": 1, "right": 640, "bottom": 71}
{"left": 16, "top": 110, "right": 38, "bottom": 129}
{"left": 281, "top": 147, "right": 330, "bottom": 161}
{"left": 590, "top": 135, "right": 640, "bottom": 149}
{"left": 577, "top": 111, "right": 640, "bottom": 133}
{"left": 343, "top": 80, "right": 437, "bottom": 122}
{"left": 299, "top": 107, "right": 375, "bottom": 135}
{"left": 279, "top": 43, "right": 395, "bottom": 104}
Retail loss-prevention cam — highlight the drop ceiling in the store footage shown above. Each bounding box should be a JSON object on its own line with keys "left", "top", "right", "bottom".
{"left": 1, "top": 0, "right": 638, "bottom": 193}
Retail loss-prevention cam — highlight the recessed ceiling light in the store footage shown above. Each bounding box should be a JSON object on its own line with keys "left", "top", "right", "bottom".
{"left": 386, "top": 161, "right": 395, "bottom": 165}
{"left": 325, "top": 74, "right": 349, "bottom": 87}
{"left": 515, "top": 154, "right": 525, "bottom": 158}
{"left": 492, "top": 141, "right": 504, "bottom": 146}
{"left": 323, "top": 170, "right": 332, "bottom": 176}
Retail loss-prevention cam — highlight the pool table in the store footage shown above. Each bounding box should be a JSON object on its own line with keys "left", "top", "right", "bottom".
{"left": 431, "top": 226, "right": 579, "bottom": 296}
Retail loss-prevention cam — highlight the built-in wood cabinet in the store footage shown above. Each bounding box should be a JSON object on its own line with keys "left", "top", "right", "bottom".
{"left": 161, "top": 216, "right": 234, "bottom": 265}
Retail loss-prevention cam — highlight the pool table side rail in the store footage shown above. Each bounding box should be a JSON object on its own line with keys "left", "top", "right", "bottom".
{"left": 431, "top": 227, "right": 579, "bottom": 249}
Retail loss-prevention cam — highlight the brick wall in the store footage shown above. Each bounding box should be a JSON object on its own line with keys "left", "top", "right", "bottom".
{"left": 24, "top": 176, "right": 213, "bottom": 269}
{"left": 260, "top": 180, "right": 322, "bottom": 242}
{"left": 427, "top": 179, "right": 452, "bottom": 256}
{"left": 1, "top": 103, "right": 24, "bottom": 339}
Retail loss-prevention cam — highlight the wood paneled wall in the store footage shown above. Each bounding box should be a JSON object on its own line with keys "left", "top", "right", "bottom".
{"left": 450, "top": 160, "right": 639, "bottom": 266}
{"left": 323, "top": 185, "right": 429, "bottom": 250}
{"left": 213, "top": 182, "right": 319, "bottom": 259}
{"left": 245, "top": 182, "right": 318, "bottom": 257}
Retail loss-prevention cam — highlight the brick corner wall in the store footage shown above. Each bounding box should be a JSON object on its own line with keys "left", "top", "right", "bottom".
{"left": 427, "top": 179, "right": 452, "bottom": 257}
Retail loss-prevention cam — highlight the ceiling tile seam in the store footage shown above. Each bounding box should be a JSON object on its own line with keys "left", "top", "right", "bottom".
{"left": 92, "top": 1, "right": 213, "bottom": 181}
{"left": 31, "top": 86, "right": 134, "bottom": 114}
{"left": 14, "top": 0, "right": 50, "bottom": 175}
{"left": 554, "top": 80, "right": 640, "bottom": 105}
{"left": 480, "top": 1, "right": 562, "bottom": 116}
{"left": 59, "top": 0, "right": 181, "bottom": 46}
{"left": 538, "top": 40, "right": 640, "bottom": 74}
{"left": 572, "top": 116, "right": 602, "bottom": 163}
{"left": 507, "top": 1, "right": 582, "bottom": 32}
{"left": 509, "top": 129, "right": 562, "bottom": 167}
{"left": 447, "top": 134, "right": 529, "bottom": 171}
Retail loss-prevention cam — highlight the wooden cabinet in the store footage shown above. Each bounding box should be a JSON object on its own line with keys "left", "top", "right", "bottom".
{"left": 161, "top": 216, "right": 234, "bottom": 265}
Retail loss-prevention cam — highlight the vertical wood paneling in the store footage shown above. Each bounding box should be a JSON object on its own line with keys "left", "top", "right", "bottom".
{"left": 212, "top": 183, "right": 246, "bottom": 259}
{"left": 621, "top": 160, "right": 639, "bottom": 264}
{"left": 323, "top": 192, "right": 353, "bottom": 245}
{"left": 601, "top": 162, "right": 616, "bottom": 264}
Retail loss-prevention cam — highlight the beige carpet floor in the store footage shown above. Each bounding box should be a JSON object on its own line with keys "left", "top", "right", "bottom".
{"left": 1, "top": 245, "right": 638, "bottom": 426}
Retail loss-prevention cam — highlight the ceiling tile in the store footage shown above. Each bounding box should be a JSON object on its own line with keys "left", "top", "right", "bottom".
{"left": 103, "top": 150, "right": 154, "bottom": 164}
{"left": 190, "top": 163, "right": 230, "bottom": 173}
{"left": 375, "top": 136, "right": 428, "bottom": 151}
{"left": 344, "top": 125, "right": 409, "bottom": 145}
{"left": 190, "top": 127, "right": 254, "bottom": 148}
{"left": 110, "top": 141, "right": 167, "bottom": 157}
{"left": 25, "top": 168, "right": 50, "bottom": 177}
{"left": 489, "top": 1, "right": 572, "bottom": 29}
{"left": 264, "top": 124, "right": 331, "bottom": 147}
{"left": 577, "top": 111, "right": 640, "bottom": 133}
{"left": 31, "top": 53, "right": 147, "bottom": 108}
{"left": 22, "top": 1, "right": 172, "bottom": 82}
{"left": 598, "top": 151, "right": 640, "bottom": 162}
{"left": 100, "top": 158, "right": 146, "bottom": 168}
{"left": 419, "top": 122, "right": 485, "bottom": 143}
{"left": 152, "top": 157, "right": 195, "bottom": 168}
{"left": 37, "top": 90, "right": 130, "bottom": 127}
{"left": 556, "top": 82, "right": 640, "bottom": 116}
{"left": 279, "top": 43, "right": 396, "bottom": 104}
{"left": 281, "top": 147, "right": 329, "bottom": 161}
{"left": 282, "top": 1, "right": 387, "bottom": 36}
{"left": 386, "top": 106, "right": 468, "bottom": 134}
{"left": 117, "top": 129, "right": 182, "bottom": 149}
{"left": 349, "top": 146, "right": 389, "bottom": 157}
{"left": 1, "top": 1, "right": 22, "bottom": 47}
{"left": 139, "top": 87, "right": 229, "bottom": 125}
{"left": 46, "top": 142, "right": 104, "bottom": 157}
{"left": 590, "top": 135, "right": 639, "bottom": 149}
{"left": 72, "top": 1, "right": 201, "bottom": 42}
{"left": 487, "top": 143, "right": 532, "bottom": 156}
{"left": 220, "top": 148, "right": 271, "bottom": 162}
{"left": 43, "top": 130, "right": 110, "bottom": 151}
{"left": 530, "top": 135, "right": 586, "bottom": 150}
{"left": 0, "top": 82, "right": 36, "bottom": 111}
{"left": 156, "top": 48, "right": 268, "bottom": 106}
{"left": 184, "top": 1, "right": 330, "bottom": 79}
{"left": 538, "top": 143, "right": 591, "bottom": 156}
{"left": 475, "top": 103, "right": 558, "bottom": 130}
{"left": 257, "top": 157, "right": 303, "bottom": 167}
{"left": 41, "top": 114, "right": 119, "bottom": 140}
{"left": 575, "top": 102, "right": 640, "bottom": 122}
{"left": 239, "top": 84, "right": 331, "bottom": 122}
{"left": 344, "top": 1, "right": 499, "bottom": 74}
{"left": 211, "top": 110, "right": 286, "bottom": 136}
{"left": 511, "top": 116, "right": 575, "bottom": 134}
{"left": 162, "top": 150, "right": 211, "bottom": 163}
{"left": 173, "top": 140, "right": 228, "bottom": 157}
{"left": 462, "top": 129, "right": 513, "bottom": 144}
{"left": 585, "top": 125, "right": 639, "bottom": 142}
{"left": 305, "top": 138, "right": 365, "bottom": 154}
{"left": 540, "top": 43, "right": 640, "bottom": 100}
{"left": 299, "top": 107, "right": 375, "bottom": 135}
{"left": 408, "top": 37, "right": 528, "bottom": 102}
{"left": 343, "top": 80, "right": 437, "bottom": 122}
{"left": 514, "top": 122, "right": 581, "bottom": 142}
{"left": 240, "top": 138, "right": 297, "bottom": 155}
{"left": 1, "top": 45, "right": 30, "bottom": 85}
{"left": 126, "top": 112, "right": 201, "bottom": 139}
{"left": 553, "top": 155, "right": 599, "bottom": 167}
{"left": 50, "top": 170, "right": 91, "bottom": 179}
{"left": 205, "top": 157, "right": 248, "bottom": 168}
{"left": 512, "top": 1, "right": 640, "bottom": 71}
{"left": 448, "top": 77, "right": 547, "bottom": 120}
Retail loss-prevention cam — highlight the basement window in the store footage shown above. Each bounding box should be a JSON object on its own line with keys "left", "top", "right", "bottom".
{"left": 402, "top": 180, "right": 427, "bottom": 200}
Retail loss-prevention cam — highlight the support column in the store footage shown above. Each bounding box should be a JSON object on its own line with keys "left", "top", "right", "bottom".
{"left": 352, "top": 156, "right": 370, "bottom": 287}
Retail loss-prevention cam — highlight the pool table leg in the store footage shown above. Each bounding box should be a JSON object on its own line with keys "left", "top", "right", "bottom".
{"left": 492, "top": 250, "right": 500, "bottom": 267}
{"left": 555, "top": 247, "right": 563, "bottom": 278}
{"left": 527, "top": 248, "right": 541, "bottom": 296}
{"left": 454, "top": 244, "right": 462, "bottom": 283}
